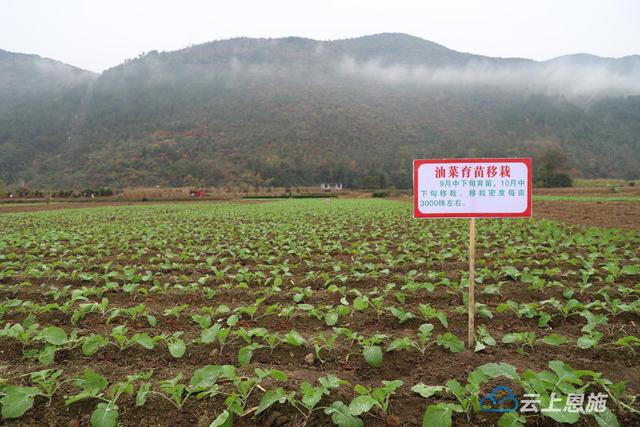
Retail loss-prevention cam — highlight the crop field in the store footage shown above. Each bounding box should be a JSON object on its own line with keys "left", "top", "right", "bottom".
{"left": 0, "top": 199, "right": 639, "bottom": 427}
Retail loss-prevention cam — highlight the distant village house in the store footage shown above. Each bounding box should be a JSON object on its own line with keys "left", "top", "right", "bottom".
{"left": 320, "top": 183, "right": 343, "bottom": 192}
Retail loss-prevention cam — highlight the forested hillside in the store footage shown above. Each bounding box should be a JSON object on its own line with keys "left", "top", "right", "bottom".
{"left": 1, "top": 34, "right": 639, "bottom": 189}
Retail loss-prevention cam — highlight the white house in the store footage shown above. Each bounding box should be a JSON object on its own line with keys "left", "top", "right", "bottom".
{"left": 320, "top": 183, "right": 343, "bottom": 192}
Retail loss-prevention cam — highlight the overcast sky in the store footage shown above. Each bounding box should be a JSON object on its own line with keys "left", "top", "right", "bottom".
{"left": 1, "top": 0, "right": 638, "bottom": 72}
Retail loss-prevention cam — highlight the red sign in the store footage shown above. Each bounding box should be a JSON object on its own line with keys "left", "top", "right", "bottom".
{"left": 413, "top": 158, "right": 532, "bottom": 218}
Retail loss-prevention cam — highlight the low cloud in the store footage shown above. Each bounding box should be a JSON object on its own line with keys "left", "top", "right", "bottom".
{"left": 337, "top": 56, "right": 640, "bottom": 98}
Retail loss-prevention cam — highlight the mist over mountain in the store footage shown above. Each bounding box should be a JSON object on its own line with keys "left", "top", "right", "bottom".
{"left": 1, "top": 33, "right": 639, "bottom": 189}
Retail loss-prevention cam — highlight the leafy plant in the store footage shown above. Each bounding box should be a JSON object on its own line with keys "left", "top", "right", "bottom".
{"left": 417, "top": 303, "right": 448, "bottom": 328}
{"left": 501, "top": 331, "right": 536, "bottom": 353}
{"left": 474, "top": 325, "right": 496, "bottom": 352}
{"left": 435, "top": 332, "right": 464, "bottom": 353}
{"left": 349, "top": 380, "right": 403, "bottom": 416}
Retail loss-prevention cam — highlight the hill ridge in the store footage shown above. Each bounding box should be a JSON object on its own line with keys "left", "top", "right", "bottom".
{"left": 0, "top": 34, "right": 639, "bottom": 188}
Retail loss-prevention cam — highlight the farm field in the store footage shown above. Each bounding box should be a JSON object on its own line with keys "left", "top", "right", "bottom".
{"left": 533, "top": 196, "right": 640, "bottom": 202}
{"left": 0, "top": 199, "right": 639, "bottom": 426}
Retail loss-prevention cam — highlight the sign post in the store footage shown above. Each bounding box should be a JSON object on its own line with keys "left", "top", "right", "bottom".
{"left": 468, "top": 217, "right": 475, "bottom": 349}
{"left": 413, "top": 158, "right": 532, "bottom": 349}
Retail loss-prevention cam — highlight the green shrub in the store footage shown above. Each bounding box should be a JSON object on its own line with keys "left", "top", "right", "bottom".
{"left": 96, "top": 187, "right": 113, "bottom": 196}
{"left": 539, "top": 172, "right": 572, "bottom": 188}
{"left": 372, "top": 191, "right": 389, "bottom": 198}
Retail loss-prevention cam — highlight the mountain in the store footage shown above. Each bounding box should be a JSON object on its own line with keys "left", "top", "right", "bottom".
{"left": 0, "top": 50, "right": 96, "bottom": 186}
{"left": 0, "top": 49, "right": 95, "bottom": 102}
{"left": 1, "top": 34, "right": 639, "bottom": 189}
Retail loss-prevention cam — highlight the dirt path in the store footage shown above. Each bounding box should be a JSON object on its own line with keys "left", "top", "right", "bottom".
{"left": 533, "top": 200, "right": 640, "bottom": 229}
